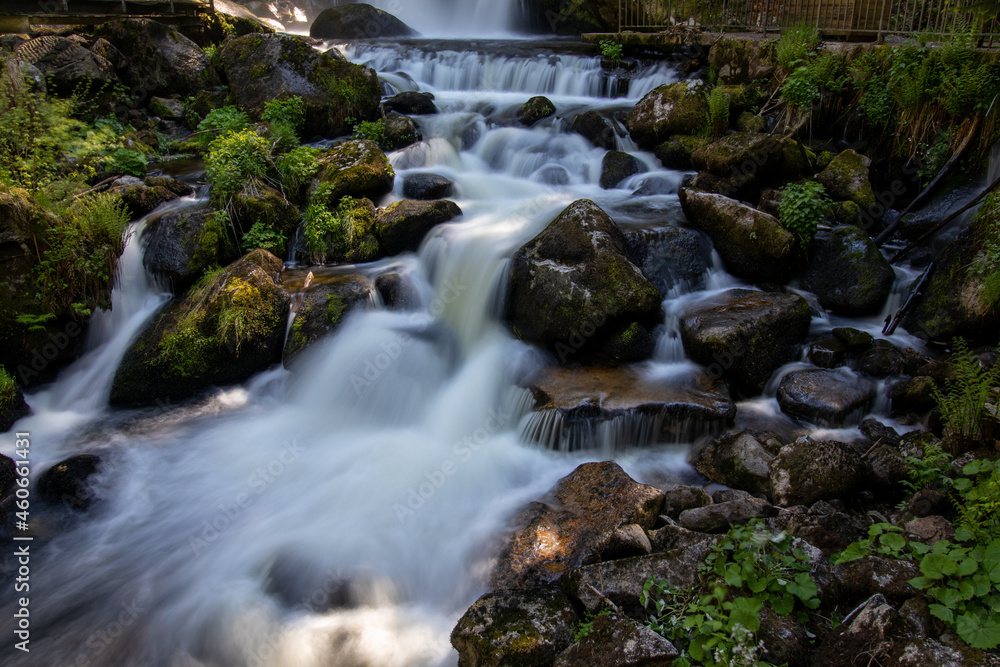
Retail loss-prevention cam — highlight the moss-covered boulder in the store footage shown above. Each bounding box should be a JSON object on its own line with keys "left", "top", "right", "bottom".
{"left": 736, "top": 111, "right": 766, "bottom": 133}
{"left": 143, "top": 204, "right": 239, "bottom": 294}
{"left": 708, "top": 37, "right": 778, "bottom": 85}
{"left": 903, "top": 193, "right": 1000, "bottom": 345}
{"left": 231, "top": 185, "right": 300, "bottom": 242}
{"left": 690, "top": 430, "right": 774, "bottom": 495}
{"left": 769, "top": 438, "right": 864, "bottom": 507}
{"left": 112, "top": 176, "right": 194, "bottom": 221}
{"left": 799, "top": 225, "right": 895, "bottom": 316}
{"left": 652, "top": 134, "right": 710, "bottom": 170}
{"left": 570, "top": 110, "right": 617, "bottom": 149}
{"left": 0, "top": 368, "right": 30, "bottom": 432}
{"left": 679, "top": 288, "right": 812, "bottom": 395}
{"left": 219, "top": 33, "right": 381, "bottom": 138}
{"left": 309, "top": 4, "right": 417, "bottom": 39}
{"left": 451, "top": 586, "right": 577, "bottom": 667}
{"left": 599, "top": 150, "right": 642, "bottom": 189}
{"left": 625, "top": 81, "right": 707, "bottom": 149}
{"left": 310, "top": 139, "right": 395, "bottom": 204}
{"left": 776, "top": 369, "right": 877, "bottom": 427}
{"left": 94, "top": 19, "right": 217, "bottom": 99}
{"left": 110, "top": 250, "right": 289, "bottom": 405}
{"left": 374, "top": 199, "right": 462, "bottom": 256}
{"left": 13, "top": 36, "right": 118, "bottom": 97}
{"left": 283, "top": 273, "right": 374, "bottom": 364}
{"left": 382, "top": 112, "right": 421, "bottom": 150}
{"left": 553, "top": 611, "right": 679, "bottom": 666}
{"left": 816, "top": 149, "right": 877, "bottom": 212}
{"left": 517, "top": 95, "right": 556, "bottom": 126}
{"left": 678, "top": 187, "right": 797, "bottom": 284}
{"left": 505, "top": 199, "right": 662, "bottom": 350}
{"left": 691, "top": 132, "right": 781, "bottom": 177}
{"left": 491, "top": 461, "right": 664, "bottom": 590}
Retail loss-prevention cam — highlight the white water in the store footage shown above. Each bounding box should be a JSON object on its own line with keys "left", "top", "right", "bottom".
{"left": 361, "top": 0, "right": 522, "bottom": 37}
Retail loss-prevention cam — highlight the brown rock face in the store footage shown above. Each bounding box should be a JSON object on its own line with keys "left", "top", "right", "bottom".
{"left": 490, "top": 461, "right": 664, "bottom": 589}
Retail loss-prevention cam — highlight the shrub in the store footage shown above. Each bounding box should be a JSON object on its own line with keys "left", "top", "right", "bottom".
{"left": 0, "top": 367, "right": 16, "bottom": 408}
{"left": 263, "top": 96, "right": 306, "bottom": 152}
{"left": 241, "top": 221, "right": 287, "bottom": 257}
{"left": 599, "top": 39, "right": 624, "bottom": 67}
{"left": 108, "top": 148, "right": 148, "bottom": 178}
{"left": 196, "top": 106, "right": 249, "bottom": 145}
{"left": 706, "top": 87, "right": 730, "bottom": 138}
{"left": 776, "top": 25, "right": 820, "bottom": 70}
{"left": 204, "top": 129, "right": 271, "bottom": 204}
{"left": 303, "top": 202, "right": 341, "bottom": 264}
{"left": 778, "top": 180, "right": 829, "bottom": 244}
{"left": 352, "top": 120, "right": 386, "bottom": 146}
{"left": 277, "top": 145, "right": 321, "bottom": 193}
{"left": 781, "top": 66, "right": 820, "bottom": 110}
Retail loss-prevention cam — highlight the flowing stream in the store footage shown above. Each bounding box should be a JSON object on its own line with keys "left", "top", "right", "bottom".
{"left": 0, "top": 16, "right": 931, "bottom": 667}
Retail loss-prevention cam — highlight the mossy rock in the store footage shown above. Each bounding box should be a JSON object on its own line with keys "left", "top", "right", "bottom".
{"left": 653, "top": 134, "right": 710, "bottom": 170}
{"left": 13, "top": 36, "right": 118, "bottom": 98}
{"left": 736, "top": 111, "right": 766, "bottom": 133}
{"left": 769, "top": 438, "right": 864, "bottom": 507}
{"left": 517, "top": 96, "right": 556, "bottom": 127}
{"left": 310, "top": 4, "right": 417, "bottom": 39}
{"left": 625, "top": 80, "right": 708, "bottom": 149}
{"left": 0, "top": 368, "right": 30, "bottom": 433}
{"left": 283, "top": 274, "right": 374, "bottom": 364}
{"left": 717, "top": 84, "right": 760, "bottom": 115}
{"left": 110, "top": 250, "right": 289, "bottom": 405}
{"left": 143, "top": 204, "right": 239, "bottom": 294}
{"left": 374, "top": 199, "right": 462, "bottom": 256}
{"left": 382, "top": 112, "right": 421, "bottom": 151}
{"left": 798, "top": 225, "right": 895, "bottom": 316}
{"left": 708, "top": 37, "right": 778, "bottom": 84}
{"left": 311, "top": 139, "right": 395, "bottom": 204}
{"left": 691, "top": 132, "right": 781, "bottom": 177}
{"left": 231, "top": 185, "right": 300, "bottom": 241}
{"left": 599, "top": 151, "right": 643, "bottom": 189}
{"left": 816, "top": 149, "right": 877, "bottom": 212}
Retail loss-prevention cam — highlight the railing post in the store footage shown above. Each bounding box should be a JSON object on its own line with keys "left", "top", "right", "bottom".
{"left": 618, "top": 0, "right": 622, "bottom": 33}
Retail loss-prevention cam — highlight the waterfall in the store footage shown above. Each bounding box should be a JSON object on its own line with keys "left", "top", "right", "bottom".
{"left": 361, "top": 0, "right": 522, "bottom": 36}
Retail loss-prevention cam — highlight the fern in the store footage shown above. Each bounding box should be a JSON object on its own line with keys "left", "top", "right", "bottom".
{"left": 932, "top": 338, "right": 1000, "bottom": 447}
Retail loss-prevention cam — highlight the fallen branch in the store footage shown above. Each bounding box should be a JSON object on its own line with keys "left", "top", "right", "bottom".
{"left": 585, "top": 583, "right": 622, "bottom": 614}
{"left": 72, "top": 176, "right": 118, "bottom": 199}
{"left": 883, "top": 262, "right": 933, "bottom": 337}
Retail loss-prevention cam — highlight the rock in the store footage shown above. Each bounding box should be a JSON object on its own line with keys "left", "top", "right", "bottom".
{"left": 231, "top": 186, "right": 300, "bottom": 243}
{"left": 310, "top": 4, "right": 416, "bottom": 39}
{"left": 553, "top": 611, "right": 679, "bottom": 666}
{"left": 647, "top": 524, "right": 715, "bottom": 553}
{"left": 859, "top": 418, "right": 902, "bottom": 448}
{"left": 381, "top": 91, "right": 438, "bottom": 116}
{"left": 736, "top": 111, "right": 766, "bottom": 133}
{"left": 833, "top": 327, "right": 874, "bottom": 351}
{"left": 690, "top": 131, "right": 782, "bottom": 178}
{"left": 816, "top": 149, "right": 877, "bottom": 212}
{"left": 451, "top": 586, "right": 577, "bottom": 667}
{"left": 523, "top": 366, "right": 736, "bottom": 447}
{"left": 769, "top": 438, "right": 864, "bottom": 507}
{"left": 0, "top": 377, "right": 31, "bottom": 432}
{"left": 712, "top": 489, "right": 751, "bottom": 503}
{"left": 626, "top": 81, "right": 707, "bottom": 148}
{"left": 310, "top": 140, "right": 394, "bottom": 211}
{"left": 813, "top": 594, "right": 898, "bottom": 667}
{"left": 304, "top": 196, "right": 382, "bottom": 265}
{"left": 679, "top": 289, "right": 812, "bottom": 394}
{"left": 889, "top": 635, "right": 989, "bottom": 666}
{"left": 14, "top": 36, "right": 117, "bottom": 96}
{"left": 490, "top": 461, "right": 664, "bottom": 589}
{"left": 149, "top": 96, "right": 184, "bottom": 120}
{"left": 774, "top": 507, "right": 867, "bottom": 554}
{"left": 776, "top": 369, "right": 876, "bottom": 427}
{"left": 402, "top": 173, "right": 453, "bottom": 200}
{"left": 677, "top": 497, "right": 772, "bottom": 532}
{"left": 599, "top": 151, "right": 643, "bottom": 189}
{"left": 0, "top": 453, "right": 14, "bottom": 501}
{"left": 219, "top": 33, "right": 381, "bottom": 137}
{"left": 382, "top": 112, "right": 420, "bottom": 150}
{"left": 799, "top": 226, "right": 895, "bottom": 316}
{"left": 854, "top": 339, "right": 905, "bottom": 378}
{"left": 518, "top": 96, "right": 556, "bottom": 126}
{"left": 94, "top": 19, "right": 216, "bottom": 99}
{"left": 597, "top": 322, "right": 656, "bottom": 361}
{"left": 661, "top": 486, "right": 712, "bottom": 517}
{"left": 112, "top": 179, "right": 178, "bottom": 220}
{"left": 623, "top": 226, "right": 712, "bottom": 294}
{"left": 284, "top": 274, "right": 374, "bottom": 363}
{"left": 110, "top": 250, "right": 289, "bottom": 405}
{"left": 89, "top": 37, "right": 127, "bottom": 69}
{"left": 758, "top": 605, "right": 809, "bottom": 667}
{"left": 889, "top": 376, "right": 937, "bottom": 414}
{"left": 571, "top": 111, "right": 616, "bottom": 149}
{"left": 691, "top": 431, "right": 774, "bottom": 494}
{"left": 678, "top": 188, "right": 798, "bottom": 284}
{"left": 142, "top": 204, "right": 237, "bottom": 294}
{"left": 504, "top": 199, "right": 662, "bottom": 349}
{"left": 904, "top": 515, "right": 954, "bottom": 545}
{"left": 808, "top": 336, "right": 847, "bottom": 369}
{"left": 652, "top": 134, "right": 711, "bottom": 170}
{"left": 144, "top": 176, "right": 195, "bottom": 198}
{"left": 602, "top": 523, "right": 653, "bottom": 560}
{"left": 374, "top": 271, "right": 417, "bottom": 310}
{"left": 374, "top": 199, "right": 462, "bottom": 256}
{"left": 37, "top": 454, "right": 102, "bottom": 510}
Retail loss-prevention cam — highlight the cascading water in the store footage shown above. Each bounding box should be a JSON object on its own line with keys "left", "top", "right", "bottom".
{"left": 360, "top": 0, "right": 521, "bottom": 36}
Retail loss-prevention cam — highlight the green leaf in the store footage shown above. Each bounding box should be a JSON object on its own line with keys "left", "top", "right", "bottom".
{"left": 921, "top": 553, "right": 959, "bottom": 580}
{"left": 956, "top": 611, "right": 1000, "bottom": 649}
{"left": 929, "top": 603, "right": 955, "bottom": 623}
{"left": 772, "top": 594, "right": 794, "bottom": 616}
{"left": 880, "top": 532, "right": 906, "bottom": 552}
{"left": 957, "top": 558, "right": 980, "bottom": 577}
{"left": 955, "top": 526, "right": 976, "bottom": 542}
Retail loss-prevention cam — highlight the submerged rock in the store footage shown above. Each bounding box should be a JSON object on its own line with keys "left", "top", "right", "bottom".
{"left": 776, "top": 369, "right": 877, "bottom": 427}
{"left": 799, "top": 226, "right": 895, "bottom": 316}
{"left": 626, "top": 81, "right": 707, "bottom": 148}
{"left": 310, "top": 4, "right": 417, "bottom": 39}
{"left": 374, "top": 199, "right": 462, "bottom": 256}
{"left": 37, "top": 454, "right": 102, "bottom": 511}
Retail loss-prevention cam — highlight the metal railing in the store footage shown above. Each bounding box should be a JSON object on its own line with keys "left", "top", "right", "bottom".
{"left": 619, "top": 0, "right": 1000, "bottom": 45}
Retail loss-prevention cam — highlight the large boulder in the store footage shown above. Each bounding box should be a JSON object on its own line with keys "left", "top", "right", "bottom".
{"left": 94, "top": 19, "right": 216, "bottom": 98}
{"left": 504, "top": 200, "right": 662, "bottom": 350}
{"left": 402, "top": 173, "right": 453, "bottom": 200}
{"left": 816, "top": 149, "right": 877, "bottom": 212}
{"left": 599, "top": 151, "right": 643, "bottom": 189}
{"left": 112, "top": 176, "right": 194, "bottom": 221}
{"left": 553, "top": 611, "right": 679, "bottom": 666}
{"left": 283, "top": 273, "right": 374, "bottom": 363}
{"left": 518, "top": 96, "right": 556, "bottom": 126}
{"left": 570, "top": 111, "right": 617, "bottom": 149}
{"left": 490, "top": 461, "right": 664, "bottom": 590}
{"left": 776, "top": 369, "right": 877, "bottom": 427}
{"left": 310, "top": 4, "right": 417, "bottom": 39}
{"left": 142, "top": 204, "right": 239, "bottom": 294}
{"left": 624, "top": 225, "right": 713, "bottom": 294}
{"left": 799, "top": 226, "right": 895, "bottom": 316}
{"left": 769, "top": 438, "right": 864, "bottom": 506}
{"left": 310, "top": 140, "right": 395, "bottom": 204}
{"left": 374, "top": 199, "right": 462, "bottom": 256}
{"left": 381, "top": 91, "right": 438, "bottom": 116}
{"left": 13, "top": 36, "right": 118, "bottom": 96}
{"left": 451, "top": 586, "right": 577, "bottom": 667}
{"left": 678, "top": 188, "right": 798, "bottom": 284}
{"left": 219, "top": 33, "right": 381, "bottom": 138}
{"left": 231, "top": 186, "right": 300, "bottom": 242}
{"left": 679, "top": 289, "right": 812, "bottom": 394}
{"left": 691, "top": 132, "right": 781, "bottom": 178}
{"left": 523, "top": 366, "right": 736, "bottom": 447}
{"left": 110, "top": 250, "right": 289, "bottom": 405}
{"left": 690, "top": 430, "right": 774, "bottom": 494}
{"left": 626, "top": 81, "right": 707, "bottom": 149}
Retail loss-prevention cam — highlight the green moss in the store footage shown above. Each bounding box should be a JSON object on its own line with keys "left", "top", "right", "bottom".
{"left": 326, "top": 294, "right": 346, "bottom": 325}
{"left": 308, "top": 58, "right": 381, "bottom": 134}
{"left": 155, "top": 313, "right": 215, "bottom": 378}
{"left": 0, "top": 367, "right": 17, "bottom": 408}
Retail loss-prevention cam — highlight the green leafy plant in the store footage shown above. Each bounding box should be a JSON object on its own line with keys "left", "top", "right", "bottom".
{"left": 706, "top": 87, "right": 730, "bottom": 138}
{"left": 204, "top": 129, "right": 271, "bottom": 205}
{"left": 933, "top": 337, "right": 1000, "bottom": 447}
{"left": 303, "top": 202, "right": 341, "bottom": 265}
{"left": 599, "top": 39, "right": 624, "bottom": 67}
{"left": 953, "top": 459, "right": 1000, "bottom": 544}
{"left": 776, "top": 25, "right": 820, "bottom": 70}
{"left": 831, "top": 522, "right": 929, "bottom": 564}
{"left": 781, "top": 66, "right": 820, "bottom": 110}
{"left": 196, "top": 106, "right": 249, "bottom": 146}
{"left": 352, "top": 120, "right": 386, "bottom": 146}
{"left": 108, "top": 148, "right": 148, "bottom": 178}
{"left": 778, "top": 180, "right": 829, "bottom": 244}
{"left": 241, "top": 221, "right": 288, "bottom": 257}
{"left": 0, "top": 367, "right": 17, "bottom": 408}
{"left": 573, "top": 607, "right": 610, "bottom": 642}
{"left": 262, "top": 96, "right": 306, "bottom": 151}
{"left": 277, "top": 145, "right": 321, "bottom": 193}
{"left": 902, "top": 442, "right": 955, "bottom": 494}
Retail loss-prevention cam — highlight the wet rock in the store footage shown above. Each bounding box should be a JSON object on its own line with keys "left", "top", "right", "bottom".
{"left": 602, "top": 523, "right": 653, "bottom": 560}
{"left": 808, "top": 336, "right": 847, "bottom": 369}
{"left": 889, "top": 376, "right": 937, "bottom": 414}
{"left": 690, "top": 131, "right": 782, "bottom": 177}
{"left": 504, "top": 199, "right": 662, "bottom": 350}
{"left": 626, "top": 81, "right": 707, "bottom": 149}
{"left": 142, "top": 204, "right": 236, "bottom": 294}
{"left": 799, "top": 226, "right": 895, "bottom": 316}
{"left": 490, "top": 461, "right": 664, "bottom": 589}
{"left": 860, "top": 418, "right": 902, "bottom": 448}
{"left": 310, "top": 4, "right": 417, "bottom": 39}
{"left": 712, "top": 489, "right": 751, "bottom": 503}
{"left": 832, "top": 556, "right": 919, "bottom": 604}
{"left": 231, "top": 186, "right": 300, "bottom": 246}
{"left": 0, "top": 378, "right": 31, "bottom": 433}
{"left": 648, "top": 524, "right": 714, "bottom": 553}
{"left": 833, "top": 327, "right": 874, "bottom": 351}
{"left": 661, "top": 486, "right": 712, "bottom": 517}
{"left": 451, "top": 585, "right": 577, "bottom": 667}
{"left": 14, "top": 36, "right": 117, "bottom": 97}
{"left": 888, "top": 635, "right": 989, "bottom": 666}
{"left": 652, "top": 134, "right": 710, "bottom": 170}
{"left": 736, "top": 111, "right": 766, "bottom": 133}
{"left": 816, "top": 149, "right": 877, "bottom": 212}
{"left": 37, "top": 454, "right": 102, "bottom": 511}
{"left": 0, "top": 453, "right": 14, "bottom": 501}
{"left": 813, "top": 594, "right": 898, "bottom": 667}
{"left": 769, "top": 438, "right": 864, "bottom": 507}
{"left": 310, "top": 140, "right": 394, "bottom": 204}
{"left": 691, "top": 430, "right": 773, "bottom": 494}
{"left": 518, "top": 96, "right": 556, "bottom": 126}
{"left": 679, "top": 289, "right": 812, "bottom": 394}
{"left": 283, "top": 274, "right": 373, "bottom": 363}
{"left": 523, "top": 366, "right": 735, "bottom": 447}
{"left": 777, "top": 369, "right": 876, "bottom": 427}
{"left": 758, "top": 605, "right": 809, "bottom": 667}
{"left": 374, "top": 199, "right": 462, "bottom": 256}
{"left": 904, "top": 516, "right": 954, "bottom": 545}
{"left": 94, "top": 19, "right": 217, "bottom": 99}
{"left": 678, "top": 188, "right": 798, "bottom": 284}
{"left": 111, "top": 250, "right": 289, "bottom": 405}
{"left": 382, "top": 112, "right": 421, "bottom": 150}
{"left": 597, "top": 322, "right": 655, "bottom": 362}
{"left": 600, "top": 151, "right": 643, "bottom": 189}
{"left": 374, "top": 271, "right": 417, "bottom": 310}
{"left": 149, "top": 96, "right": 184, "bottom": 120}
{"left": 402, "top": 173, "right": 453, "bottom": 200}
{"left": 571, "top": 111, "right": 617, "bottom": 149}
{"left": 677, "top": 496, "right": 772, "bottom": 532}
{"left": 623, "top": 226, "right": 712, "bottom": 294}
{"left": 553, "top": 611, "right": 678, "bottom": 666}
{"left": 381, "top": 91, "right": 438, "bottom": 116}
{"left": 220, "top": 33, "right": 380, "bottom": 137}
{"left": 854, "top": 339, "right": 905, "bottom": 378}
{"left": 865, "top": 445, "right": 908, "bottom": 498}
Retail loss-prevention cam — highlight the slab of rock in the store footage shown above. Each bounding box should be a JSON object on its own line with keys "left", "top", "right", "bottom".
{"left": 647, "top": 524, "right": 715, "bottom": 553}
{"left": 776, "top": 369, "right": 876, "bottom": 427}
{"left": 677, "top": 497, "right": 772, "bottom": 532}
{"left": 490, "top": 461, "right": 664, "bottom": 590}
{"left": 691, "top": 430, "right": 773, "bottom": 494}
{"left": 381, "top": 91, "right": 438, "bottom": 116}
{"left": 679, "top": 289, "right": 812, "bottom": 394}
{"left": 799, "top": 226, "right": 895, "bottom": 316}
{"left": 310, "top": 139, "right": 394, "bottom": 203}
{"left": 403, "top": 173, "right": 453, "bottom": 200}
{"left": 626, "top": 81, "right": 708, "bottom": 148}
{"left": 14, "top": 36, "right": 117, "bottom": 96}
{"left": 553, "top": 611, "right": 678, "bottom": 666}
{"left": 571, "top": 110, "right": 617, "bottom": 149}
{"left": 769, "top": 438, "right": 864, "bottom": 507}
{"left": 310, "top": 4, "right": 417, "bottom": 39}
{"left": 374, "top": 199, "right": 462, "bottom": 256}
{"left": 600, "top": 151, "right": 643, "bottom": 189}
{"left": 601, "top": 523, "right": 653, "bottom": 560}
{"left": 661, "top": 485, "right": 712, "bottom": 517}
